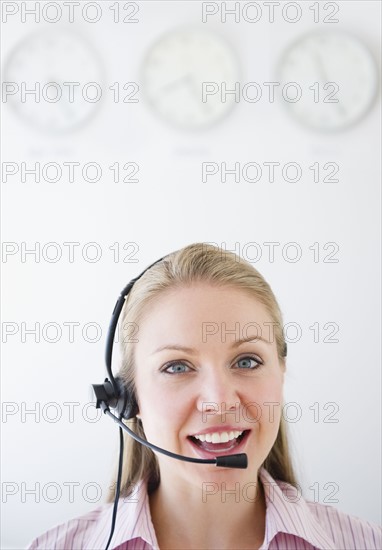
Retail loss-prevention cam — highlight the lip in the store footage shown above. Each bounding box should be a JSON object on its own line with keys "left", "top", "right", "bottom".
{"left": 187, "top": 429, "right": 251, "bottom": 458}
{"left": 189, "top": 425, "right": 251, "bottom": 437}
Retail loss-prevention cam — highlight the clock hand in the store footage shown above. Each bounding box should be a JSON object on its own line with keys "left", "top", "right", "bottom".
{"left": 313, "top": 51, "right": 346, "bottom": 117}
{"left": 158, "top": 73, "right": 209, "bottom": 111}
{"left": 49, "top": 78, "right": 76, "bottom": 119}
{"left": 184, "top": 74, "right": 204, "bottom": 103}
{"left": 313, "top": 51, "right": 329, "bottom": 84}
{"left": 158, "top": 73, "right": 193, "bottom": 94}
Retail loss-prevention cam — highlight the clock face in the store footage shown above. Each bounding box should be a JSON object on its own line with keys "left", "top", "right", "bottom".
{"left": 141, "top": 28, "right": 240, "bottom": 130}
{"left": 4, "top": 28, "right": 104, "bottom": 134}
{"left": 277, "top": 31, "right": 378, "bottom": 131}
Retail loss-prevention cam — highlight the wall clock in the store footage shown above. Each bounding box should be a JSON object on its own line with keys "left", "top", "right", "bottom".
{"left": 4, "top": 28, "right": 104, "bottom": 134}
{"left": 141, "top": 27, "right": 240, "bottom": 130}
{"left": 277, "top": 31, "right": 378, "bottom": 131}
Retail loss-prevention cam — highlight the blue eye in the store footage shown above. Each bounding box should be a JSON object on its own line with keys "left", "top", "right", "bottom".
{"left": 162, "top": 355, "right": 263, "bottom": 374}
{"left": 163, "top": 362, "right": 191, "bottom": 374}
{"left": 236, "top": 356, "right": 262, "bottom": 369}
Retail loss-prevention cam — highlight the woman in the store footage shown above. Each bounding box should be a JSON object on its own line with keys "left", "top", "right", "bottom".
{"left": 28, "top": 243, "right": 381, "bottom": 549}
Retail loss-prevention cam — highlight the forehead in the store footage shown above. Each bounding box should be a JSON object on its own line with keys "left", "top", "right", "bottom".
{"left": 137, "top": 283, "right": 273, "bottom": 338}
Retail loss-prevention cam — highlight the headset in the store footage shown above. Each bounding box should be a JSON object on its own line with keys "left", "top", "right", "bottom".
{"left": 92, "top": 253, "right": 287, "bottom": 549}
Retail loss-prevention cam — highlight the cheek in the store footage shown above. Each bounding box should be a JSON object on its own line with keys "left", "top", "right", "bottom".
{"left": 136, "top": 377, "right": 192, "bottom": 432}
{"left": 243, "top": 376, "right": 284, "bottom": 426}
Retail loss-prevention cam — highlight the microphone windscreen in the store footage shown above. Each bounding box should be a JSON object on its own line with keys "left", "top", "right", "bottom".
{"left": 215, "top": 453, "right": 248, "bottom": 469}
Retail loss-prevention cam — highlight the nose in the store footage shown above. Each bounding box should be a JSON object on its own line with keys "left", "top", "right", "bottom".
{"left": 196, "top": 364, "right": 241, "bottom": 416}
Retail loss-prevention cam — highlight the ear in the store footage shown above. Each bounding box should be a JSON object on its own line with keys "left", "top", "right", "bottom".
{"left": 280, "top": 358, "right": 286, "bottom": 373}
{"left": 114, "top": 377, "right": 139, "bottom": 420}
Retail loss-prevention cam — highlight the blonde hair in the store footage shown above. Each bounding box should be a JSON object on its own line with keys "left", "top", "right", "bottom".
{"left": 106, "top": 242, "right": 298, "bottom": 501}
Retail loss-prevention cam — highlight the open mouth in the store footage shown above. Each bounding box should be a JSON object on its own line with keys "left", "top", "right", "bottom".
{"left": 187, "top": 430, "right": 250, "bottom": 455}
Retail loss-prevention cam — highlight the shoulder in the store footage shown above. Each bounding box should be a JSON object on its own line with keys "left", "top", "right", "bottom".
{"left": 26, "top": 504, "right": 110, "bottom": 549}
{"left": 305, "top": 499, "right": 382, "bottom": 550}
{"left": 259, "top": 468, "right": 381, "bottom": 550}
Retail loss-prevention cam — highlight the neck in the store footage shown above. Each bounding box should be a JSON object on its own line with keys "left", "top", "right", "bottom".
{"left": 149, "top": 468, "right": 267, "bottom": 550}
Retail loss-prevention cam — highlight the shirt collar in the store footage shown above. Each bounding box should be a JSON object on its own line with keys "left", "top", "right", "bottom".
{"left": 88, "top": 468, "right": 337, "bottom": 550}
{"left": 86, "top": 478, "right": 159, "bottom": 550}
{"left": 258, "top": 467, "right": 337, "bottom": 549}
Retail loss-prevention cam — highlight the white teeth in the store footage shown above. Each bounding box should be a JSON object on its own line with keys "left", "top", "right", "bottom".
{"left": 220, "top": 432, "right": 229, "bottom": 443}
{"left": 193, "top": 430, "right": 244, "bottom": 444}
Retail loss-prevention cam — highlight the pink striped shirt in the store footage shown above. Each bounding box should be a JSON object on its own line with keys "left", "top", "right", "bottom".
{"left": 27, "top": 467, "right": 381, "bottom": 550}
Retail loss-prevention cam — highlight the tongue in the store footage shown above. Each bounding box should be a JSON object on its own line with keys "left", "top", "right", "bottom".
{"left": 196, "top": 438, "right": 239, "bottom": 452}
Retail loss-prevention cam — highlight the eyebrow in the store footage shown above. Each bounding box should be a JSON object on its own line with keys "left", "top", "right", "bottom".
{"left": 151, "top": 335, "right": 271, "bottom": 355}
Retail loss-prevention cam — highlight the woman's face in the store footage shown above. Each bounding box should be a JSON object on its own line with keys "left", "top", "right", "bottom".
{"left": 134, "top": 283, "right": 285, "bottom": 487}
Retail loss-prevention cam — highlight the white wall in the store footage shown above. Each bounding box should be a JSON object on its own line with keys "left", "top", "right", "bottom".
{"left": 1, "top": 1, "right": 381, "bottom": 548}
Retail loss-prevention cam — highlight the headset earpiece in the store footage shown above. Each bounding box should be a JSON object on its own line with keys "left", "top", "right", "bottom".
{"left": 92, "top": 377, "right": 139, "bottom": 420}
